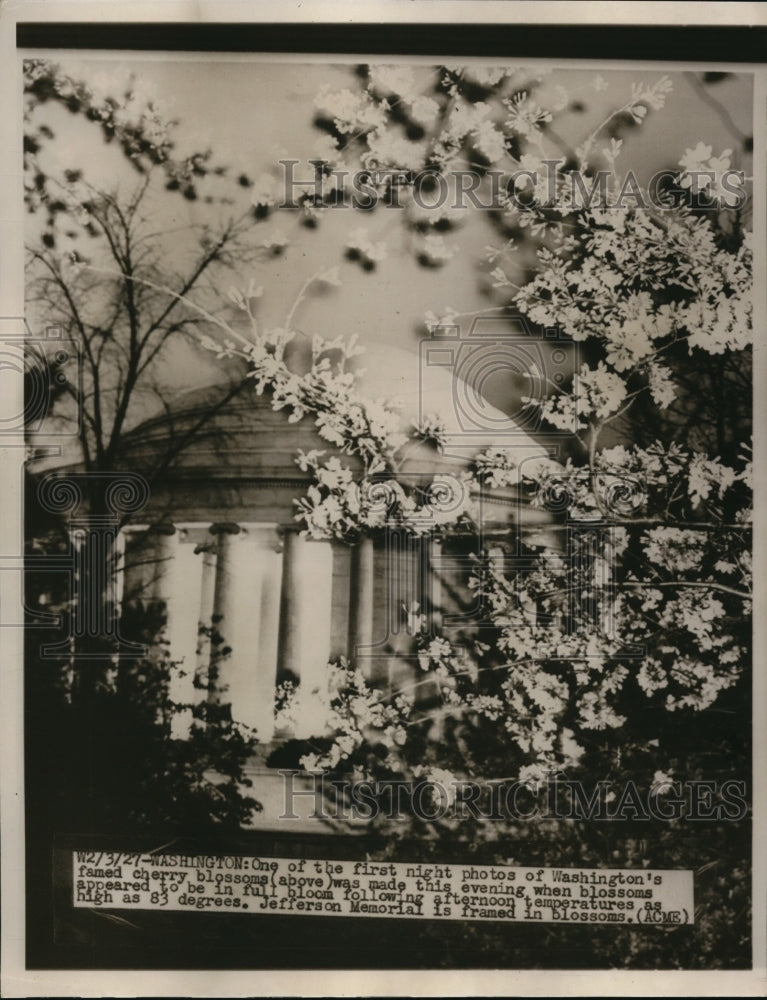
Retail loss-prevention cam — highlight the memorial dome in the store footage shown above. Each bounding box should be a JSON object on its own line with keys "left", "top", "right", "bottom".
{"left": 118, "top": 341, "right": 548, "bottom": 527}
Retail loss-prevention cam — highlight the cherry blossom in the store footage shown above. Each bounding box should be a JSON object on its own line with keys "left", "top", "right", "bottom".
{"left": 161, "top": 67, "right": 752, "bottom": 795}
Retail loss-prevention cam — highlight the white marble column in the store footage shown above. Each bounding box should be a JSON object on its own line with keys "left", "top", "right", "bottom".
{"left": 347, "top": 535, "right": 374, "bottom": 674}
{"left": 420, "top": 536, "right": 447, "bottom": 736}
{"left": 196, "top": 542, "right": 218, "bottom": 688}
{"left": 250, "top": 524, "right": 283, "bottom": 742}
{"left": 149, "top": 525, "right": 179, "bottom": 603}
{"left": 117, "top": 524, "right": 217, "bottom": 739}
{"left": 209, "top": 525, "right": 253, "bottom": 728}
{"left": 375, "top": 528, "right": 422, "bottom": 705}
{"left": 137, "top": 525, "right": 207, "bottom": 738}
{"left": 164, "top": 528, "right": 207, "bottom": 738}
{"left": 278, "top": 530, "right": 334, "bottom": 739}
{"left": 209, "top": 523, "right": 283, "bottom": 742}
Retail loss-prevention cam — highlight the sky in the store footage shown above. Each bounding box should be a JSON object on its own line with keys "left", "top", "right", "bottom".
{"left": 24, "top": 56, "right": 754, "bottom": 437}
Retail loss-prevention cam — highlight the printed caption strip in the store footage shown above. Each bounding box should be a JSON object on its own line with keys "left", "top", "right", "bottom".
{"left": 73, "top": 852, "right": 693, "bottom": 926}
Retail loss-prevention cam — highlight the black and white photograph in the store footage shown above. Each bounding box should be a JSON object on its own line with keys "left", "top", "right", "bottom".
{"left": 1, "top": 4, "right": 765, "bottom": 996}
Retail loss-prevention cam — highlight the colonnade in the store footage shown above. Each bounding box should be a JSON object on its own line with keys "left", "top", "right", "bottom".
{"left": 119, "top": 523, "right": 380, "bottom": 741}
{"left": 118, "top": 522, "right": 545, "bottom": 744}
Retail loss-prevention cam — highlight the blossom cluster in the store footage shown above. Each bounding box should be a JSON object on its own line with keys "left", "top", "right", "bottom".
{"left": 514, "top": 211, "right": 752, "bottom": 361}
{"left": 24, "top": 59, "right": 226, "bottom": 214}
{"left": 275, "top": 661, "right": 411, "bottom": 772}
{"left": 200, "top": 263, "right": 751, "bottom": 786}
{"left": 188, "top": 68, "right": 753, "bottom": 797}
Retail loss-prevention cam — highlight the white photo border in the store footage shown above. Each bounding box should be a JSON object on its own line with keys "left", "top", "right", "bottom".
{"left": 1, "top": 3, "right": 765, "bottom": 997}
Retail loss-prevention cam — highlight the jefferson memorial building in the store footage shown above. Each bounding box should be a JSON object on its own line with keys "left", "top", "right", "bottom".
{"left": 88, "top": 343, "right": 555, "bottom": 825}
